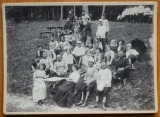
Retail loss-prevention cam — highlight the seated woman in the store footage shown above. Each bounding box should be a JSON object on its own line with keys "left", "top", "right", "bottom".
{"left": 53, "top": 65, "right": 80, "bottom": 107}
{"left": 94, "top": 48, "right": 102, "bottom": 69}
{"left": 110, "top": 39, "right": 118, "bottom": 53}
{"left": 32, "top": 63, "right": 49, "bottom": 106}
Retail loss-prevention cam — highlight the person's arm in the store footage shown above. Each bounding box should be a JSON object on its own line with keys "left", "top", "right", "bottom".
{"left": 105, "top": 70, "right": 112, "bottom": 86}
{"left": 64, "top": 62, "right": 68, "bottom": 73}
{"left": 53, "top": 62, "right": 57, "bottom": 73}
{"left": 49, "top": 59, "right": 54, "bottom": 71}
{"left": 72, "top": 47, "right": 76, "bottom": 55}
{"left": 55, "top": 41, "right": 59, "bottom": 49}
{"left": 106, "top": 20, "right": 109, "bottom": 32}
{"left": 52, "top": 51, "right": 56, "bottom": 62}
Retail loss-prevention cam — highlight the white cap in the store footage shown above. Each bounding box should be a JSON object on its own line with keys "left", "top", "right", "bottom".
{"left": 126, "top": 44, "right": 131, "bottom": 47}
{"left": 88, "top": 58, "right": 94, "bottom": 62}
{"left": 63, "top": 46, "right": 70, "bottom": 50}
{"left": 77, "top": 41, "right": 82, "bottom": 44}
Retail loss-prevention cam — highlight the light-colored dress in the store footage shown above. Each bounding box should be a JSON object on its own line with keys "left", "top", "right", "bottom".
{"left": 32, "top": 70, "right": 47, "bottom": 102}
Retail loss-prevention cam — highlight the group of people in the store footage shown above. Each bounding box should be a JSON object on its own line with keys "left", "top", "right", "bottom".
{"left": 31, "top": 9, "right": 144, "bottom": 110}
{"left": 117, "top": 5, "right": 153, "bottom": 24}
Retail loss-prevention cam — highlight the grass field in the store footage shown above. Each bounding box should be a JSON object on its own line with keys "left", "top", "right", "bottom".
{"left": 5, "top": 20, "right": 155, "bottom": 112}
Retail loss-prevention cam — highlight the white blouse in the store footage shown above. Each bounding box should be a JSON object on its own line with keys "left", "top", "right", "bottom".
{"left": 69, "top": 71, "right": 80, "bottom": 83}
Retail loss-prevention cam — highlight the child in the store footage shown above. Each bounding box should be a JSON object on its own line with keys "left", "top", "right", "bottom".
{"left": 32, "top": 63, "right": 49, "bottom": 106}
{"left": 93, "top": 37, "right": 103, "bottom": 51}
{"left": 93, "top": 62, "right": 112, "bottom": 110}
{"left": 110, "top": 39, "right": 118, "bottom": 53}
{"left": 76, "top": 58, "right": 98, "bottom": 107}
{"left": 94, "top": 48, "right": 102, "bottom": 69}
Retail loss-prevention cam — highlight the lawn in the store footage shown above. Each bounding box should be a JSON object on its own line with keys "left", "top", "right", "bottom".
{"left": 5, "top": 20, "right": 155, "bottom": 112}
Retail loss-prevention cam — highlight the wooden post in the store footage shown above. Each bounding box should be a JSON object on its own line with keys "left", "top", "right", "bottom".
{"left": 60, "top": 6, "right": 63, "bottom": 20}
{"left": 74, "top": 6, "right": 76, "bottom": 16}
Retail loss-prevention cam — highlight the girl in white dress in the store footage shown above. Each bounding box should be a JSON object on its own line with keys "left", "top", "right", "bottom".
{"left": 32, "top": 63, "right": 49, "bottom": 105}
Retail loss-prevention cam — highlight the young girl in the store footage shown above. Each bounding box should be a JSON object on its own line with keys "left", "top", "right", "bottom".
{"left": 32, "top": 63, "right": 49, "bottom": 106}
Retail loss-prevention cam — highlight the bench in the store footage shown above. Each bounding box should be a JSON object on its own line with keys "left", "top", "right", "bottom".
{"left": 46, "top": 26, "right": 63, "bottom": 31}
{"left": 39, "top": 31, "right": 54, "bottom": 38}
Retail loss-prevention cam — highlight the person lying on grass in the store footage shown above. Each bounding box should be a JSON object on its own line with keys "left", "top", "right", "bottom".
{"left": 53, "top": 55, "right": 68, "bottom": 77}
{"left": 76, "top": 58, "right": 98, "bottom": 107}
{"left": 93, "top": 61, "right": 112, "bottom": 110}
{"left": 32, "top": 63, "right": 49, "bottom": 106}
{"left": 126, "top": 44, "right": 139, "bottom": 69}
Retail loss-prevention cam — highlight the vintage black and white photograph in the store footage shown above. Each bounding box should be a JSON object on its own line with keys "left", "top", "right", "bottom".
{"left": 3, "top": 2, "right": 157, "bottom": 114}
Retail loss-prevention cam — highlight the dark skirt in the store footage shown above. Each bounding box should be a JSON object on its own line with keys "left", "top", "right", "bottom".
{"left": 54, "top": 79, "right": 76, "bottom": 107}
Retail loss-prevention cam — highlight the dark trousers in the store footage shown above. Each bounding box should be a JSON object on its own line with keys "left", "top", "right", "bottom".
{"left": 100, "top": 38, "right": 107, "bottom": 53}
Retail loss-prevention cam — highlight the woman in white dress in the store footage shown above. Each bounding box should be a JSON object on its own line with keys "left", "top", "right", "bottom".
{"left": 32, "top": 63, "right": 49, "bottom": 105}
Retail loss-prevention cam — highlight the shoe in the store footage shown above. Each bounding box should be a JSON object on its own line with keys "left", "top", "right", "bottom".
{"left": 92, "top": 102, "right": 98, "bottom": 108}
{"left": 102, "top": 104, "right": 107, "bottom": 110}
{"left": 80, "top": 102, "right": 87, "bottom": 107}
{"left": 75, "top": 100, "right": 83, "bottom": 106}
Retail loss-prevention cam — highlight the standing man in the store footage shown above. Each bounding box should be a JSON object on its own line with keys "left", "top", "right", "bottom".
{"left": 96, "top": 19, "right": 109, "bottom": 57}
{"left": 81, "top": 10, "right": 90, "bottom": 25}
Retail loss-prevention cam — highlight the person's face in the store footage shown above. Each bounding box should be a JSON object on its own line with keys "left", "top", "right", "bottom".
{"left": 119, "top": 41, "right": 122, "bottom": 46}
{"left": 43, "top": 52, "right": 47, "bottom": 59}
{"left": 39, "top": 47, "right": 43, "bottom": 51}
{"left": 72, "top": 66, "right": 76, "bottom": 72}
{"left": 126, "top": 46, "right": 131, "bottom": 51}
{"left": 87, "top": 51, "right": 91, "bottom": 56}
{"left": 57, "top": 56, "right": 61, "bottom": 61}
{"left": 61, "top": 37, "right": 65, "bottom": 42}
{"left": 67, "top": 18, "right": 70, "bottom": 22}
{"left": 66, "top": 49, "right": 70, "bottom": 54}
{"left": 39, "top": 64, "right": 44, "bottom": 70}
{"left": 88, "top": 61, "right": 94, "bottom": 67}
{"left": 77, "top": 43, "right": 81, "bottom": 47}
{"left": 101, "top": 62, "right": 106, "bottom": 69}
{"left": 96, "top": 49, "right": 100, "bottom": 54}
{"left": 82, "top": 11, "right": 85, "bottom": 15}
{"left": 99, "top": 21, "right": 103, "bottom": 26}
{"left": 94, "top": 38, "right": 98, "bottom": 43}
{"left": 69, "top": 10, "right": 72, "bottom": 14}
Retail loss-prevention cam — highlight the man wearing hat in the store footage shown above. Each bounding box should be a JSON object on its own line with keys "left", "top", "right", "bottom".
{"left": 53, "top": 54, "right": 68, "bottom": 77}
{"left": 96, "top": 18, "right": 109, "bottom": 56}
{"left": 72, "top": 41, "right": 85, "bottom": 67}
{"left": 76, "top": 57, "right": 98, "bottom": 107}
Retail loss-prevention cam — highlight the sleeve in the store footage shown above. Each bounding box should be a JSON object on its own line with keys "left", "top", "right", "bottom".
{"left": 72, "top": 47, "right": 76, "bottom": 55}
{"left": 52, "top": 51, "right": 56, "bottom": 61}
{"left": 126, "top": 51, "right": 130, "bottom": 58}
{"left": 33, "top": 71, "right": 37, "bottom": 81}
{"left": 49, "top": 59, "right": 54, "bottom": 70}
{"left": 53, "top": 62, "right": 57, "bottom": 73}
{"left": 105, "top": 70, "right": 112, "bottom": 85}
{"left": 55, "top": 41, "right": 59, "bottom": 49}
{"left": 64, "top": 62, "right": 68, "bottom": 72}
{"left": 82, "top": 48, "right": 86, "bottom": 56}
{"left": 96, "top": 26, "right": 100, "bottom": 37}
{"left": 106, "top": 20, "right": 109, "bottom": 32}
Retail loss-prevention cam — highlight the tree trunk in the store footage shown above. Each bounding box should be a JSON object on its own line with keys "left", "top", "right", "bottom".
{"left": 101, "top": 5, "right": 105, "bottom": 18}
{"left": 74, "top": 6, "right": 76, "bottom": 16}
{"left": 83, "top": 5, "right": 89, "bottom": 15}
{"left": 60, "top": 6, "right": 63, "bottom": 20}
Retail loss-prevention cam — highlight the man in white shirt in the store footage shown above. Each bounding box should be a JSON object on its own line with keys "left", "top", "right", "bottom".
{"left": 96, "top": 18, "right": 109, "bottom": 54}
{"left": 93, "top": 62, "right": 112, "bottom": 110}
{"left": 126, "top": 44, "right": 139, "bottom": 69}
{"left": 72, "top": 41, "right": 85, "bottom": 67}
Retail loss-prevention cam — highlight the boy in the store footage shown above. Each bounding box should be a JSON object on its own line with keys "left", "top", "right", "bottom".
{"left": 93, "top": 62, "right": 112, "bottom": 110}
{"left": 76, "top": 58, "right": 98, "bottom": 107}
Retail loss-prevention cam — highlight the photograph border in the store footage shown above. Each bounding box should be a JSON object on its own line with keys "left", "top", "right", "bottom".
{"left": 2, "top": 1, "right": 158, "bottom": 115}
